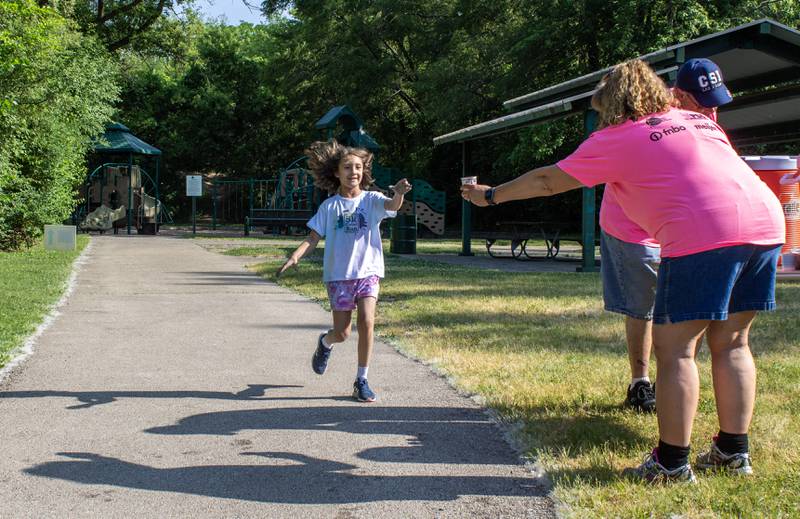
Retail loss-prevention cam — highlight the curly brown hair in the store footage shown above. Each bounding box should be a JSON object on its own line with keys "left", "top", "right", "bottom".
{"left": 591, "top": 59, "right": 673, "bottom": 129}
{"left": 304, "top": 140, "right": 375, "bottom": 194}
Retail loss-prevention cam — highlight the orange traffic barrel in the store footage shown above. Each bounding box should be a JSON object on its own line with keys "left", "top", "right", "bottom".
{"left": 742, "top": 156, "right": 799, "bottom": 266}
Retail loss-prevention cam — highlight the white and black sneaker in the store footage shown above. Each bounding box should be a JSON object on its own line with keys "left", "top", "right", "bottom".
{"left": 623, "top": 449, "right": 697, "bottom": 484}
{"left": 625, "top": 380, "right": 656, "bottom": 413}
{"left": 695, "top": 437, "right": 753, "bottom": 475}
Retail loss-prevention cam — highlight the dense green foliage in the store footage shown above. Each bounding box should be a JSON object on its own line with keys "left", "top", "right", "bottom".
{"left": 0, "top": 0, "right": 118, "bottom": 250}
{"left": 41, "top": 0, "right": 192, "bottom": 51}
{"left": 2, "top": 0, "right": 799, "bottom": 244}
{"left": 114, "top": 0, "right": 800, "bottom": 223}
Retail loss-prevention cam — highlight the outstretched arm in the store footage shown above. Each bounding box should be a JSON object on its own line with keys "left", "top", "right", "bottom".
{"left": 276, "top": 230, "right": 322, "bottom": 277}
{"left": 460, "top": 164, "right": 583, "bottom": 206}
{"left": 385, "top": 178, "right": 412, "bottom": 211}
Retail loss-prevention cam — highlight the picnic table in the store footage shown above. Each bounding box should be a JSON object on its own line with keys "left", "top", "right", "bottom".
{"left": 473, "top": 220, "right": 594, "bottom": 260}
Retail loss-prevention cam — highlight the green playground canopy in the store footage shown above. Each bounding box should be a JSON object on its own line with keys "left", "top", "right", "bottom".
{"left": 434, "top": 18, "right": 800, "bottom": 270}
{"left": 315, "top": 105, "right": 363, "bottom": 132}
{"left": 90, "top": 122, "right": 162, "bottom": 235}
{"left": 93, "top": 122, "right": 161, "bottom": 156}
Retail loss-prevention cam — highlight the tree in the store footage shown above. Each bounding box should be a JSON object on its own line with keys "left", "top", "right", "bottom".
{"left": 110, "top": 1, "right": 800, "bottom": 224}
{"left": 115, "top": 20, "right": 309, "bottom": 215}
{"left": 36, "top": 0, "right": 195, "bottom": 51}
{"left": 0, "top": 0, "right": 119, "bottom": 250}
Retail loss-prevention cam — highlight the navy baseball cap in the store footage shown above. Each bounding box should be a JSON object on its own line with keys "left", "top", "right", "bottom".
{"left": 676, "top": 58, "right": 733, "bottom": 108}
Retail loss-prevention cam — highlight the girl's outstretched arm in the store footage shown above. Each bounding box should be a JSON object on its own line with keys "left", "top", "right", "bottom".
{"left": 385, "top": 178, "right": 412, "bottom": 211}
{"left": 276, "top": 230, "right": 322, "bottom": 277}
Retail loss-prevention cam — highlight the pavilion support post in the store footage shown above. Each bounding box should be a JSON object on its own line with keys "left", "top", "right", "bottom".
{"left": 460, "top": 141, "right": 474, "bottom": 256}
{"left": 249, "top": 178, "right": 255, "bottom": 221}
{"left": 127, "top": 153, "right": 133, "bottom": 235}
{"left": 212, "top": 182, "right": 217, "bottom": 230}
{"left": 579, "top": 110, "right": 598, "bottom": 272}
{"left": 155, "top": 156, "right": 160, "bottom": 233}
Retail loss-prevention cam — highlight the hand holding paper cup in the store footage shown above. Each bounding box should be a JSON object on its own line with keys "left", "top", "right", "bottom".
{"left": 461, "top": 176, "right": 478, "bottom": 185}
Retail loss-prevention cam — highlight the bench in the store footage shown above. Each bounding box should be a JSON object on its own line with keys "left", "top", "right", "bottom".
{"left": 474, "top": 220, "right": 597, "bottom": 260}
{"left": 244, "top": 208, "right": 313, "bottom": 236}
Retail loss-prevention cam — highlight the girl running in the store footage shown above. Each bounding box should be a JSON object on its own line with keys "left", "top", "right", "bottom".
{"left": 277, "top": 140, "right": 411, "bottom": 402}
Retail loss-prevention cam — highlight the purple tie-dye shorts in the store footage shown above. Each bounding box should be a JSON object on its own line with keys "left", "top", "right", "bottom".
{"left": 325, "top": 275, "right": 381, "bottom": 311}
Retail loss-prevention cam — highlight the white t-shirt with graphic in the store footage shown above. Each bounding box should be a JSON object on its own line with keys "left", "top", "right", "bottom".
{"left": 307, "top": 191, "right": 397, "bottom": 282}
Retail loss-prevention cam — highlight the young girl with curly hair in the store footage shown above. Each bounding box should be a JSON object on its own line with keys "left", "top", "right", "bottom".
{"left": 277, "top": 140, "right": 412, "bottom": 402}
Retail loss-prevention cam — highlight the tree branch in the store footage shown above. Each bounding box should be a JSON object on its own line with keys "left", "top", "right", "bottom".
{"left": 106, "top": 0, "right": 166, "bottom": 51}
{"left": 392, "top": 87, "right": 423, "bottom": 116}
{"left": 99, "top": 0, "right": 148, "bottom": 24}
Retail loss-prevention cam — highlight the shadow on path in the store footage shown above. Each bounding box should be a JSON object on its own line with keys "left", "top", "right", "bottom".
{"left": 145, "top": 405, "right": 531, "bottom": 466}
{"left": 0, "top": 385, "right": 302, "bottom": 409}
{"left": 25, "top": 451, "right": 543, "bottom": 504}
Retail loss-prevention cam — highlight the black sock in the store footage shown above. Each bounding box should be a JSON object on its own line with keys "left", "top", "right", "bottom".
{"left": 657, "top": 440, "right": 690, "bottom": 470}
{"left": 716, "top": 431, "right": 749, "bottom": 455}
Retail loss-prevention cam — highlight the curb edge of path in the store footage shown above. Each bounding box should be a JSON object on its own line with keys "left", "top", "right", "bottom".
{"left": 246, "top": 257, "right": 559, "bottom": 513}
{"left": 0, "top": 238, "right": 94, "bottom": 385}
{"left": 384, "top": 337, "right": 556, "bottom": 492}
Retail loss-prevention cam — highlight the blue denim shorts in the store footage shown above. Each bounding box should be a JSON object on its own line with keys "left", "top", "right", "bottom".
{"left": 653, "top": 244, "right": 781, "bottom": 324}
{"left": 600, "top": 231, "right": 661, "bottom": 320}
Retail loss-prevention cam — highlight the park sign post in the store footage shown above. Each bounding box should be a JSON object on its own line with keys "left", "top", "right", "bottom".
{"left": 186, "top": 175, "right": 203, "bottom": 235}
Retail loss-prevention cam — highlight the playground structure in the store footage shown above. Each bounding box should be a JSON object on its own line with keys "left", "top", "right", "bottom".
{"left": 77, "top": 163, "right": 166, "bottom": 234}
{"left": 76, "top": 122, "right": 168, "bottom": 234}
{"left": 210, "top": 106, "right": 446, "bottom": 246}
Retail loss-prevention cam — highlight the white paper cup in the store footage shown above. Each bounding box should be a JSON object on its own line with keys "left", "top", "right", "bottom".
{"left": 461, "top": 176, "right": 477, "bottom": 185}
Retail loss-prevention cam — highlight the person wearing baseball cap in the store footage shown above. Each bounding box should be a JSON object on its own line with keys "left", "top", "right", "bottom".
{"left": 673, "top": 58, "right": 733, "bottom": 120}
{"left": 462, "top": 59, "right": 784, "bottom": 483}
{"left": 593, "top": 57, "right": 736, "bottom": 416}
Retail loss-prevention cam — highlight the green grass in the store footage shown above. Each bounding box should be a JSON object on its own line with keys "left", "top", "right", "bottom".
{"left": 215, "top": 234, "right": 598, "bottom": 260}
{"left": 0, "top": 236, "right": 89, "bottom": 368}
{"left": 227, "top": 241, "right": 800, "bottom": 518}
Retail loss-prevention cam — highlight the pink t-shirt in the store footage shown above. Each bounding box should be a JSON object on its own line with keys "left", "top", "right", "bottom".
{"left": 600, "top": 108, "right": 720, "bottom": 247}
{"left": 600, "top": 186, "right": 658, "bottom": 246}
{"left": 557, "top": 108, "right": 784, "bottom": 258}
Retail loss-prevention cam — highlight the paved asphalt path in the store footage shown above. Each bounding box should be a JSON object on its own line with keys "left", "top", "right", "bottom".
{"left": 0, "top": 235, "right": 554, "bottom": 518}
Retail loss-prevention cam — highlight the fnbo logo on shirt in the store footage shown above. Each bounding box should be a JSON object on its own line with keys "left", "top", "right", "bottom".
{"left": 650, "top": 125, "right": 687, "bottom": 142}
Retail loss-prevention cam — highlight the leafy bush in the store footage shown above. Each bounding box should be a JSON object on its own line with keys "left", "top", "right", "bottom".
{"left": 0, "top": 0, "right": 118, "bottom": 250}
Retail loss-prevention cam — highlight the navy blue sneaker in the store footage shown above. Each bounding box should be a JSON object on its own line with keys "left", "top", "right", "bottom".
{"left": 352, "top": 378, "right": 377, "bottom": 402}
{"left": 312, "top": 332, "right": 332, "bottom": 375}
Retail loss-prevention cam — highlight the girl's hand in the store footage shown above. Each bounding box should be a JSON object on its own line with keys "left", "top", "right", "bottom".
{"left": 392, "top": 178, "right": 412, "bottom": 195}
{"left": 276, "top": 257, "right": 298, "bottom": 278}
{"left": 460, "top": 184, "right": 491, "bottom": 206}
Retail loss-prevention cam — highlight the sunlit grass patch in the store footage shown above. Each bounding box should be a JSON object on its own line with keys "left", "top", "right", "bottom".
{"left": 0, "top": 236, "right": 89, "bottom": 368}
{"left": 240, "top": 241, "right": 800, "bottom": 517}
